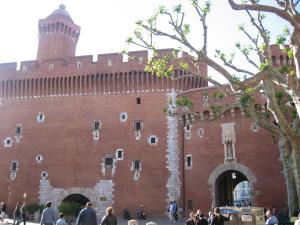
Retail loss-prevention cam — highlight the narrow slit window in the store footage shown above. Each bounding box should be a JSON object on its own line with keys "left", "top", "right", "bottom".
{"left": 136, "top": 97, "right": 141, "bottom": 104}
{"left": 11, "top": 161, "right": 17, "bottom": 172}
{"left": 134, "top": 160, "right": 140, "bottom": 170}
{"left": 186, "top": 155, "right": 192, "bottom": 168}
{"left": 94, "top": 120, "right": 100, "bottom": 130}
{"left": 16, "top": 125, "right": 22, "bottom": 136}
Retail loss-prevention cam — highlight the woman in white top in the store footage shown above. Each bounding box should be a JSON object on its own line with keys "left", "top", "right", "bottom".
{"left": 295, "top": 213, "right": 300, "bottom": 225}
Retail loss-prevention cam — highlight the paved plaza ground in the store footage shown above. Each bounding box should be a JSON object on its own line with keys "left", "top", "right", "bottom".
{"left": 1, "top": 217, "right": 186, "bottom": 225}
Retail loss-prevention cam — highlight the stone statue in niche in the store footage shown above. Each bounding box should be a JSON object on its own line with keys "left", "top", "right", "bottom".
{"left": 226, "top": 141, "right": 233, "bottom": 159}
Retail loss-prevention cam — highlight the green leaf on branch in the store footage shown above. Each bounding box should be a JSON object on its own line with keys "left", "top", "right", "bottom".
{"left": 291, "top": 110, "right": 298, "bottom": 119}
{"left": 176, "top": 96, "right": 193, "bottom": 107}
{"left": 183, "top": 24, "right": 191, "bottom": 35}
{"left": 179, "top": 61, "right": 189, "bottom": 71}
{"left": 240, "top": 94, "right": 252, "bottom": 108}
{"left": 259, "top": 61, "right": 270, "bottom": 71}
{"left": 230, "top": 75, "right": 241, "bottom": 85}
{"left": 145, "top": 56, "right": 174, "bottom": 77}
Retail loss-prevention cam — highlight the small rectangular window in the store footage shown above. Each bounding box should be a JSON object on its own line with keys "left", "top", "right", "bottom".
{"left": 117, "top": 150, "right": 123, "bottom": 159}
{"left": 186, "top": 155, "right": 192, "bottom": 168}
{"left": 134, "top": 121, "right": 141, "bottom": 130}
{"left": 134, "top": 160, "right": 140, "bottom": 170}
{"left": 150, "top": 137, "right": 156, "bottom": 144}
{"left": 105, "top": 157, "right": 113, "bottom": 166}
{"left": 136, "top": 97, "right": 141, "bottom": 104}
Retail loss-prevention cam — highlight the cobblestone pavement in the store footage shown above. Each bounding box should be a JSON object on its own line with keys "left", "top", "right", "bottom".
{"left": 2, "top": 217, "right": 187, "bottom": 225}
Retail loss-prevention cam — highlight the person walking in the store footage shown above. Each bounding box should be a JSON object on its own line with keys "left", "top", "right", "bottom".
{"left": 56, "top": 213, "right": 67, "bottom": 225}
{"left": 100, "top": 206, "right": 117, "bottom": 225}
{"left": 0, "top": 202, "right": 5, "bottom": 222}
{"left": 20, "top": 202, "right": 26, "bottom": 225}
{"left": 13, "top": 202, "right": 22, "bottom": 225}
{"left": 76, "top": 202, "right": 97, "bottom": 225}
{"left": 40, "top": 201, "right": 56, "bottom": 225}
{"left": 168, "top": 202, "right": 174, "bottom": 221}
{"left": 137, "top": 204, "right": 146, "bottom": 220}
{"left": 172, "top": 201, "right": 178, "bottom": 222}
{"left": 211, "top": 207, "right": 230, "bottom": 225}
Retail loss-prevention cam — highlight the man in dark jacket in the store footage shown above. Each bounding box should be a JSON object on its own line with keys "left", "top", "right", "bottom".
{"left": 196, "top": 213, "right": 208, "bottom": 225}
{"left": 76, "top": 202, "right": 97, "bottom": 225}
{"left": 211, "top": 207, "right": 230, "bottom": 225}
{"left": 100, "top": 207, "right": 117, "bottom": 225}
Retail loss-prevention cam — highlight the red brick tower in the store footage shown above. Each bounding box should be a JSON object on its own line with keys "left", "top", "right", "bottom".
{"left": 36, "top": 4, "right": 81, "bottom": 61}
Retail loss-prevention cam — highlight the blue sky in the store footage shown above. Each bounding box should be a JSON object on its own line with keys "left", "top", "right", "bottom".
{"left": 0, "top": 1, "right": 289, "bottom": 81}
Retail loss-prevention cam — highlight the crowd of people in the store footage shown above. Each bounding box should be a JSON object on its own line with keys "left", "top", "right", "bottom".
{"left": 38, "top": 201, "right": 117, "bottom": 225}
{"left": 2, "top": 199, "right": 300, "bottom": 225}
{"left": 184, "top": 206, "right": 300, "bottom": 225}
{"left": 184, "top": 207, "right": 229, "bottom": 225}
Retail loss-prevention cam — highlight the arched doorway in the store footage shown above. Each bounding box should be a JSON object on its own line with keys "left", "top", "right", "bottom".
{"left": 62, "top": 194, "right": 90, "bottom": 216}
{"left": 208, "top": 163, "right": 257, "bottom": 208}
{"left": 63, "top": 194, "right": 90, "bottom": 207}
{"left": 215, "top": 170, "right": 248, "bottom": 206}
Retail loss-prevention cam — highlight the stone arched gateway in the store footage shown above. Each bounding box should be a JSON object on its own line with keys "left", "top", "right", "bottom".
{"left": 39, "top": 179, "right": 114, "bottom": 219}
{"left": 208, "top": 163, "right": 257, "bottom": 207}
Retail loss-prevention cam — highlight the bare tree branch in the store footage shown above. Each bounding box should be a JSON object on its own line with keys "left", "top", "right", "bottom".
{"left": 228, "top": 0, "right": 298, "bottom": 28}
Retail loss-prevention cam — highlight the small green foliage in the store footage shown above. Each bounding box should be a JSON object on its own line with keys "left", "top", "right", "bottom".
{"left": 245, "top": 87, "right": 254, "bottom": 94}
{"left": 134, "top": 29, "right": 143, "bottom": 39}
{"left": 145, "top": 56, "right": 174, "bottom": 77}
{"left": 203, "top": 1, "right": 211, "bottom": 14}
{"left": 210, "top": 104, "right": 222, "bottom": 114}
{"left": 237, "top": 23, "right": 244, "bottom": 31}
{"left": 183, "top": 24, "right": 191, "bottom": 35}
{"left": 179, "top": 61, "right": 189, "bottom": 71}
{"left": 240, "top": 94, "right": 252, "bottom": 108}
{"left": 125, "top": 37, "right": 133, "bottom": 44}
{"left": 212, "top": 91, "right": 225, "bottom": 99}
{"left": 259, "top": 61, "right": 270, "bottom": 71}
{"left": 176, "top": 96, "right": 193, "bottom": 107}
{"left": 275, "top": 91, "right": 283, "bottom": 99}
{"left": 25, "top": 203, "right": 44, "bottom": 214}
{"left": 291, "top": 110, "right": 298, "bottom": 119}
{"left": 58, "top": 202, "right": 80, "bottom": 216}
{"left": 230, "top": 75, "right": 241, "bottom": 85}
{"left": 279, "top": 65, "right": 289, "bottom": 74}
{"left": 276, "top": 35, "right": 286, "bottom": 45}
{"left": 289, "top": 69, "right": 296, "bottom": 77}
{"left": 135, "top": 20, "right": 143, "bottom": 26}
{"left": 158, "top": 5, "right": 167, "bottom": 14}
{"left": 173, "top": 4, "right": 182, "bottom": 13}
{"left": 286, "top": 48, "right": 294, "bottom": 59}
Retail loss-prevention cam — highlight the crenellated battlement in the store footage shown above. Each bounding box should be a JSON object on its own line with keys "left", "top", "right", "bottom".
{"left": 0, "top": 49, "right": 193, "bottom": 76}
{"left": 0, "top": 49, "right": 207, "bottom": 99}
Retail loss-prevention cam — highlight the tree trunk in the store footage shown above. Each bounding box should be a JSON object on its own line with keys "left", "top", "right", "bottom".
{"left": 291, "top": 136, "right": 300, "bottom": 212}
{"left": 279, "top": 134, "right": 299, "bottom": 216}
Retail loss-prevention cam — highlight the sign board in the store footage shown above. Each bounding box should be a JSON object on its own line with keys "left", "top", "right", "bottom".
{"left": 241, "top": 208, "right": 252, "bottom": 215}
{"left": 241, "top": 215, "right": 253, "bottom": 222}
{"left": 99, "top": 197, "right": 107, "bottom": 201}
